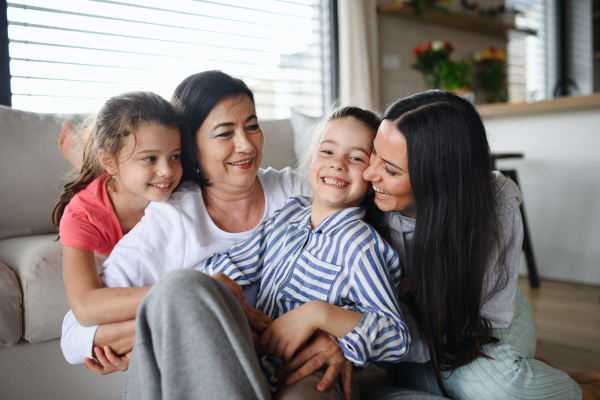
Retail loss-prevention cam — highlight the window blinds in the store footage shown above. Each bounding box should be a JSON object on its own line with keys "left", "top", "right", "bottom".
{"left": 7, "top": 0, "right": 332, "bottom": 118}
{"left": 506, "top": 0, "right": 550, "bottom": 102}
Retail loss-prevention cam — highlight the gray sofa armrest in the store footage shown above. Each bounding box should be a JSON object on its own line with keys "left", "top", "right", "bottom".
{"left": 0, "top": 235, "right": 67, "bottom": 343}
{"left": 0, "top": 262, "right": 22, "bottom": 346}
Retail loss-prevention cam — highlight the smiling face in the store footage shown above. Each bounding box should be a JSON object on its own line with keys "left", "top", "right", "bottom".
{"left": 195, "top": 95, "right": 263, "bottom": 193}
{"left": 309, "top": 117, "right": 374, "bottom": 213}
{"left": 362, "top": 119, "right": 416, "bottom": 217}
{"left": 112, "top": 124, "right": 183, "bottom": 205}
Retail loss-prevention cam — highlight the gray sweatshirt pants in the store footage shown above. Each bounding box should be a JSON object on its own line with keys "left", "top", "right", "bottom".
{"left": 123, "top": 269, "right": 271, "bottom": 400}
{"left": 123, "top": 269, "right": 445, "bottom": 400}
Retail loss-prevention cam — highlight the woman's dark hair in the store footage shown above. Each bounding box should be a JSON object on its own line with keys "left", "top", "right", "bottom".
{"left": 52, "top": 91, "right": 187, "bottom": 232}
{"left": 382, "top": 90, "right": 508, "bottom": 397}
{"left": 171, "top": 70, "right": 255, "bottom": 186}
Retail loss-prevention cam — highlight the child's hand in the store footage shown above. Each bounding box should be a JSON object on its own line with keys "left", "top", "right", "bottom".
{"left": 260, "top": 302, "right": 320, "bottom": 361}
{"left": 242, "top": 302, "right": 273, "bottom": 349}
{"left": 211, "top": 273, "right": 245, "bottom": 304}
{"left": 83, "top": 346, "right": 131, "bottom": 375}
{"left": 58, "top": 121, "right": 81, "bottom": 168}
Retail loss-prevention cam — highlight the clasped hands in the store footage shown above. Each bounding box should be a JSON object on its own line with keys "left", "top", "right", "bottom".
{"left": 213, "top": 273, "right": 353, "bottom": 400}
{"left": 83, "top": 273, "right": 353, "bottom": 400}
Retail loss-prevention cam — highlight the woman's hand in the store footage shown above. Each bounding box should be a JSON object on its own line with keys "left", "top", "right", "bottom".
{"left": 537, "top": 358, "right": 600, "bottom": 399}
{"left": 211, "top": 273, "right": 245, "bottom": 304}
{"left": 279, "top": 330, "right": 353, "bottom": 400}
{"left": 260, "top": 302, "right": 319, "bottom": 361}
{"left": 83, "top": 346, "right": 131, "bottom": 375}
{"left": 569, "top": 370, "right": 600, "bottom": 400}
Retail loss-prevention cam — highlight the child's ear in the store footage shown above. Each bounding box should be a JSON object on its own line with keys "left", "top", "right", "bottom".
{"left": 98, "top": 149, "right": 117, "bottom": 176}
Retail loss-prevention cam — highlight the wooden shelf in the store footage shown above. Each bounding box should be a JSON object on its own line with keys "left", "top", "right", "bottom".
{"left": 477, "top": 92, "right": 600, "bottom": 119}
{"left": 378, "top": 1, "right": 536, "bottom": 38}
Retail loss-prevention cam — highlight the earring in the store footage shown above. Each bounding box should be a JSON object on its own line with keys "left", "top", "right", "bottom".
{"left": 112, "top": 175, "right": 116, "bottom": 180}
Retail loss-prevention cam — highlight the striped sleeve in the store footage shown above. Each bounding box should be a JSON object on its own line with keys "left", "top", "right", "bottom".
{"left": 337, "top": 227, "right": 409, "bottom": 366}
{"left": 202, "top": 217, "right": 274, "bottom": 286}
{"left": 201, "top": 196, "right": 307, "bottom": 286}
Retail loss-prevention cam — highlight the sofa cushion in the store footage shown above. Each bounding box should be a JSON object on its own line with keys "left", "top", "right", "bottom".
{"left": 290, "top": 109, "right": 319, "bottom": 160}
{"left": 259, "top": 118, "right": 297, "bottom": 170}
{"left": 0, "top": 234, "right": 108, "bottom": 343}
{"left": 0, "top": 106, "right": 80, "bottom": 240}
{"left": 0, "top": 235, "right": 67, "bottom": 343}
{"left": 0, "top": 262, "right": 22, "bottom": 346}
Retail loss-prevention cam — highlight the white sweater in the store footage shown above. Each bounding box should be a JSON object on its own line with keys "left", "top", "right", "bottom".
{"left": 61, "top": 167, "right": 311, "bottom": 364}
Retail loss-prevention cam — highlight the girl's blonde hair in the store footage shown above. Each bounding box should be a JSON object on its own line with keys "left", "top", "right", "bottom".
{"left": 297, "top": 106, "right": 382, "bottom": 179}
{"left": 52, "top": 91, "right": 187, "bottom": 231}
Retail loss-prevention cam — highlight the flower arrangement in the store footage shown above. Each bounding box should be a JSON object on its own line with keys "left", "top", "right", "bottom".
{"left": 473, "top": 47, "right": 507, "bottom": 103}
{"left": 412, "top": 41, "right": 473, "bottom": 92}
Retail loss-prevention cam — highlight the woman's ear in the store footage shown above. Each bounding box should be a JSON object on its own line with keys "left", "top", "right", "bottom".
{"left": 98, "top": 149, "right": 117, "bottom": 176}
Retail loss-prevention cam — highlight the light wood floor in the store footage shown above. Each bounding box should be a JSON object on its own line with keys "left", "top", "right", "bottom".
{"left": 357, "top": 277, "right": 600, "bottom": 385}
{"left": 518, "top": 277, "right": 600, "bottom": 372}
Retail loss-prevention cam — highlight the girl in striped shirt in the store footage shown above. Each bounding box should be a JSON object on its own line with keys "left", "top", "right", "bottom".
{"left": 201, "top": 107, "right": 409, "bottom": 399}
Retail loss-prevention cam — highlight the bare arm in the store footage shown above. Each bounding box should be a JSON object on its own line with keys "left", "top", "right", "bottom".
{"left": 82, "top": 319, "right": 136, "bottom": 375}
{"left": 63, "top": 246, "right": 150, "bottom": 327}
{"left": 92, "top": 319, "right": 136, "bottom": 355}
{"left": 312, "top": 302, "right": 363, "bottom": 338}
{"left": 260, "top": 301, "right": 362, "bottom": 362}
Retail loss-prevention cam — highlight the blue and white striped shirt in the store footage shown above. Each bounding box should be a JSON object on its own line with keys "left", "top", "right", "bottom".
{"left": 202, "top": 196, "right": 410, "bottom": 390}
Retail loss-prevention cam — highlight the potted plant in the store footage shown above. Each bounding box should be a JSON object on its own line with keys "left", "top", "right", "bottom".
{"left": 410, "top": 0, "right": 449, "bottom": 17}
{"left": 473, "top": 47, "right": 508, "bottom": 103}
{"left": 412, "top": 40, "right": 474, "bottom": 99}
{"left": 412, "top": 40, "right": 454, "bottom": 89}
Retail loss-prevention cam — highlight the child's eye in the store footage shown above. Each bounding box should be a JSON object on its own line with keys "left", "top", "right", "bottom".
{"left": 143, "top": 156, "right": 156, "bottom": 162}
{"left": 350, "top": 157, "right": 364, "bottom": 162}
{"left": 384, "top": 166, "right": 397, "bottom": 176}
{"left": 321, "top": 150, "right": 332, "bottom": 155}
{"left": 171, "top": 154, "right": 181, "bottom": 161}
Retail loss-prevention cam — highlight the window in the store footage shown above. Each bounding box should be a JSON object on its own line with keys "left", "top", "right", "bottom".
{"left": 6, "top": 0, "right": 333, "bottom": 118}
{"left": 507, "top": 0, "right": 551, "bottom": 102}
{"left": 507, "top": 0, "right": 594, "bottom": 102}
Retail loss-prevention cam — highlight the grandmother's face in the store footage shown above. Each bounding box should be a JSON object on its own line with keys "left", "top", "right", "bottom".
{"left": 362, "top": 120, "right": 416, "bottom": 218}
{"left": 196, "top": 95, "right": 263, "bottom": 191}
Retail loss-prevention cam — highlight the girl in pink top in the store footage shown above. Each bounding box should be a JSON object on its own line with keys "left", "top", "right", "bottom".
{"left": 52, "top": 91, "right": 186, "bottom": 374}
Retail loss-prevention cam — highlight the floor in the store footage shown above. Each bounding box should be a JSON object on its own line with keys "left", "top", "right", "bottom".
{"left": 356, "top": 277, "right": 600, "bottom": 385}
{"left": 518, "top": 277, "right": 600, "bottom": 372}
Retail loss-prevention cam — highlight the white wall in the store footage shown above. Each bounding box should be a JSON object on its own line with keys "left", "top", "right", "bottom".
{"left": 484, "top": 108, "right": 600, "bottom": 285}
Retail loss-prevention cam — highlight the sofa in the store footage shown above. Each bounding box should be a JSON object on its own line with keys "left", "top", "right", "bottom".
{"left": 0, "top": 105, "right": 389, "bottom": 399}
{"left": 0, "top": 103, "right": 309, "bottom": 399}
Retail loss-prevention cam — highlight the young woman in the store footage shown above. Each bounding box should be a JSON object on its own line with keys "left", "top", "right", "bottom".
{"left": 362, "top": 90, "right": 599, "bottom": 400}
